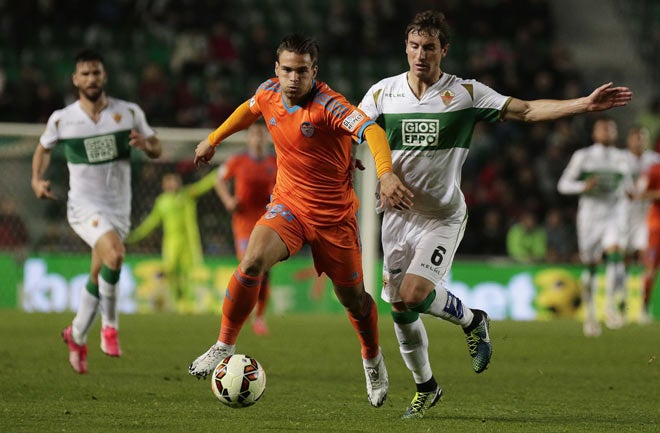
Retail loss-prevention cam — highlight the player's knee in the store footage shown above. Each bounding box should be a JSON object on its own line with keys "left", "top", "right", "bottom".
{"left": 239, "top": 254, "right": 269, "bottom": 276}
{"left": 106, "top": 248, "right": 125, "bottom": 269}
{"left": 334, "top": 284, "right": 366, "bottom": 311}
{"left": 399, "top": 285, "right": 427, "bottom": 308}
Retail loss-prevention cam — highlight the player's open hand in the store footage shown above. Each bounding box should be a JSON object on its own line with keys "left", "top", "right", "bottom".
{"left": 194, "top": 138, "right": 216, "bottom": 167}
{"left": 587, "top": 82, "right": 633, "bottom": 112}
{"left": 32, "top": 178, "right": 56, "bottom": 200}
{"left": 379, "top": 172, "right": 413, "bottom": 210}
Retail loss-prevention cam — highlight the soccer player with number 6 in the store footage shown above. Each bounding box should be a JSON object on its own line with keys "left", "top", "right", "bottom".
{"left": 359, "top": 10, "right": 632, "bottom": 418}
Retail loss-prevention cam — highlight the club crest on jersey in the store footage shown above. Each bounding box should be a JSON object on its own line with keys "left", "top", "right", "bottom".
{"left": 113, "top": 113, "right": 122, "bottom": 123}
{"left": 300, "top": 122, "right": 315, "bottom": 137}
{"left": 440, "top": 90, "right": 454, "bottom": 106}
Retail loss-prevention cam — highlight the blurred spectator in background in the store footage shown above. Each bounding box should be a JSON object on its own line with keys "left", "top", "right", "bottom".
{"left": 208, "top": 21, "right": 239, "bottom": 74}
{"left": 506, "top": 210, "right": 547, "bottom": 264}
{"left": 543, "top": 207, "right": 578, "bottom": 263}
{"left": 637, "top": 96, "right": 660, "bottom": 152}
{"left": 138, "top": 62, "right": 173, "bottom": 126}
{"left": 0, "top": 196, "right": 29, "bottom": 251}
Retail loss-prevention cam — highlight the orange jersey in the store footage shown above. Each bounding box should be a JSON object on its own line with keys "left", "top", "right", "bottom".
{"left": 248, "top": 78, "right": 374, "bottom": 226}
{"left": 647, "top": 163, "right": 660, "bottom": 230}
{"left": 220, "top": 151, "right": 277, "bottom": 219}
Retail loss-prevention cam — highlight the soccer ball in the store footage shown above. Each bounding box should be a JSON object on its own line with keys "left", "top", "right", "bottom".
{"left": 211, "top": 354, "right": 266, "bottom": 408}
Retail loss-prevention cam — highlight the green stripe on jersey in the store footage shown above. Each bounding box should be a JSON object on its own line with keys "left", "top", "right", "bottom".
{"left": 379, "top": 107, "right": 501, "bottom": 152}
{"left": 61, "top": 129, "right": 132, "bottom": 164}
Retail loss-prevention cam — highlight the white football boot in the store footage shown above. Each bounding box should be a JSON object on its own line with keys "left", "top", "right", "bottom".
{"left": 189, "top": 342, "right": 235, "bottom": 378}
{"left": 363, "top": 348, "right": 388, "bottom": 407}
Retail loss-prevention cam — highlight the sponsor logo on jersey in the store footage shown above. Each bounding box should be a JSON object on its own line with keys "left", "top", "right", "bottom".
{"left": 300, "top": 122, "right": 315, "bottom": 137}
{"left": 84, "top": 134, "right": 118, "bottom": 162}
{"left": 113, "top": 113, "right": 122, "bottom": 123}
{"left": 402, "top": 119, "right": 439, "bottom": 146}
{"left": 269, "top": 116, "right": 277, "bottom": 126}
{"left": 249, "top": 97, "right": 256, "bottom": 107}
{"left": 384, "top": 91, "right": 405, "bottom": 98}
{"left": 441, "top": 90, "right": 455, "bottom": 106}
{"left": 342, "top": 110, "right": 364, "bottom": 132}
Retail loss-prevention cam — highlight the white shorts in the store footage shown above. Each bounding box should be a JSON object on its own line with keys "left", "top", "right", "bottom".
{"left": 380, "top": 209, "right": 466, "bottom": 304}
{"left": 624, "top": 210, "right": 648, "bottom": 254}
{"left": 576, "top": 211, "right": 625, "bottom": 263}
{"left": 67, "top": 202, "right": 130, "bottom": 248}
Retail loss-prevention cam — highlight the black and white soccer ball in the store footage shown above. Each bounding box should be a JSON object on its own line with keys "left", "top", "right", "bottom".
{"left": 211, "top": 354, "right": 266, "bottom": 408}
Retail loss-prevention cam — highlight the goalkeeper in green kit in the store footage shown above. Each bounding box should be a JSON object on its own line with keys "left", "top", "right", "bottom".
{"left": 127, "top": 170, "right": 216, "bottom": 312}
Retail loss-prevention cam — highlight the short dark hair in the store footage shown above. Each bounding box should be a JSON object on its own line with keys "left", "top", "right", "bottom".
{"left": 405, "top": 10, "right": 451, "bottom": 47}
{"left": 276, "top": 33, "right": 319, "bottom": 65}
{"left": 75, "top": 48, "right": 104, "bottom": 66}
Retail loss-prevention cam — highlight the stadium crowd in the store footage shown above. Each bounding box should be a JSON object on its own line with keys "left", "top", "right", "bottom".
{"left": 1, "top": 0, "right": 659, "bottom": 262}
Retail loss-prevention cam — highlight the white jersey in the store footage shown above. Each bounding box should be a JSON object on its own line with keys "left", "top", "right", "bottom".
{"left": 40, "top": 97, "right": 156, "bottom": 215}
{"left": 359, "top": 72, "right": 510, "bottom": 218}
{"left": 558, "top": 143, "right": 632, "bottom": 218}
{"left": 557, "top": 143, "right": 633, "bottom": 260}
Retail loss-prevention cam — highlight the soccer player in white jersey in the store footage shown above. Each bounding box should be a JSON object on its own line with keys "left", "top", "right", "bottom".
{"left": 31, "top": 49, "right": 162, "bottom": 374}
{"left": 623, "top": 125, "right": 660, "bottom": 317}
{"left": 359, "top": 10, "right": 632, "bottom": 419}
{"left": 558, "top": 117, "right": 635, "bottom": 337}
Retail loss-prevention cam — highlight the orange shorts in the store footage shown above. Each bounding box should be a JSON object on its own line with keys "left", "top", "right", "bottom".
{"left": 256, "top": 198, "right": 363, "bottom": 287}
{"left": 646, "top": 226, "right": 660, "bottom": 267}
{"left": 232, "top": 213, "right": 262, "bottom": 259}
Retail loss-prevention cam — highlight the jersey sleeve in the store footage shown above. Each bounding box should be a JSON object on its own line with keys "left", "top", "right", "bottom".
{"left": 39, "top": 110, "right": 63, "bottom": 149}
{"left": 317, "top": 88, "right": 374, "bottom": 144}
{"left": 469, "top": 80, "right": 511, "bottom": 122}
{"left": 248, "top": 79, "right": 277, "bottom": 116}
{"left": 127, "top": 102, "right": 156, "bottom": 138}
{"left": 358, "top": 83, "right": 382, "bottom": 121}
{"left": 557, "top": 150, "right": 587, "bottom": 195}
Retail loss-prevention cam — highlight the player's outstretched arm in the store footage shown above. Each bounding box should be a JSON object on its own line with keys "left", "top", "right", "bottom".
{"left": 195, "top": 100, "right": 261, "bottom": 167}
{"left": 503, "top": 82, "right": 632, "bottom": 123}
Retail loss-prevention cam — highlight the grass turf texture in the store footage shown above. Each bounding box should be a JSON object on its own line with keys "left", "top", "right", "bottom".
{"left": 0, "top": 311, "right": 658, "bottom": 433}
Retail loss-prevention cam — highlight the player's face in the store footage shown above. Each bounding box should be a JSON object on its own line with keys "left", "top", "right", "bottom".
{"left": 72, "top": 60, "right": 107, "bottom": 102}
{"left": 592, "top": 120, "right": 618, "bottom": 145}
{"left": 247, "top": 124, "right": 269, "bottom": 156}
{"left": 406, "top": 30, "right": 448, "bottom": 83}
{"left": 627, "top": 128, "right": 649, "bottom": 155}
{"left": 275, "top": 50, "right": 318, "bottom": 106}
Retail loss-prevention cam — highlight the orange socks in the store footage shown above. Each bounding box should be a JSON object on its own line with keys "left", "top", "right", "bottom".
{"left": 219, "top": 269, "right": 263, "bottom": 345}
{"left": 348, "top": 293, "right": 380, "bottom": 359}
{"left": 255, "top": 273, "right": 270, "bottom": 318}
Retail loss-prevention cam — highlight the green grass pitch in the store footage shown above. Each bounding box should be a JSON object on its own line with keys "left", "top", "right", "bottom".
{"left": 0, "top": 311, "right": 658, "bottom": 433}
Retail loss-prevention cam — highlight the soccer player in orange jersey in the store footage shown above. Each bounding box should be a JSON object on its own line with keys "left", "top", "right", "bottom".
{"left": 189, "top": 33, "right": 413, "bottom": 407}
{"left": 639, "top": 162, "right": 660, "bottom": 324}
{"left": 215, "top": 120, "right": 277, "bottom": 335}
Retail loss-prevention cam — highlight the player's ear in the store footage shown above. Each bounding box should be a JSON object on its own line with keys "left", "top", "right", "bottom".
{"left": 274, "top": 61, "right": 279, "bottom": 76}
{"left": 441, "top": 43, "right": 450, "bottom": 58}
{"left": 312, "top": 64, "right": 318, "bottom": 79}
